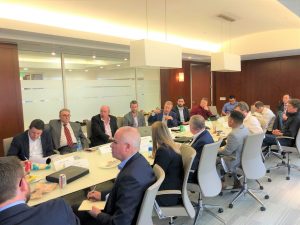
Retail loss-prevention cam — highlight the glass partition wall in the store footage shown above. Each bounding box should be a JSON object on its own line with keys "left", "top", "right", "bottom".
{"left": 19, "top": 50, "right": 160, "bottom": 128}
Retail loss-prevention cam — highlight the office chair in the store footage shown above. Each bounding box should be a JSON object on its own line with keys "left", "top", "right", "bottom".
{"left": 136, "top": 164, "right": 165, "bottom": 225}
{"left": 187, "top": 140, "right": 226, "bottom": 225}
{"left": 266, "top": 128, "right": 300, "bottom": 180}
{"left": 155, "top": 144, "right": 196, "bottom": 225}
{"left": 228, "top": 133, "right": 269, "bottom": 211}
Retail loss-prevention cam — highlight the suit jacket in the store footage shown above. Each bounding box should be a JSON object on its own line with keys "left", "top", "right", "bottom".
{"left": 153, "top": 144, "right": 183, "bottom": 206}
{"left": 148, "top": 110, "right": 178, "bottom": 128}
{"left": 90, "top": 115, "right": 118, "bottom": 147}
{"left": 0, "top": 199, "right": 80, "bottom": 225}
{"left": 172, "top": 106, "right": 190, "bottom": 125}
{"left": 49, "top": 120, "right": 89, "bottom": 150}
{"left": 189, "top": 130, "right": 214, "bottom": 183}
{"left": 220, "top": 124, "right": 249, "bottom": 173}
{"left": 281, "top": 111, "right": 300, "bottom": 137}
{"left": 96, "top": 152, "right": 155, "bottom": 225}
{"left": 7, "top": 130, "right": 54, "bottom": 160}
{"left": 123, "top": 111, "right": 146, "bottom": 127}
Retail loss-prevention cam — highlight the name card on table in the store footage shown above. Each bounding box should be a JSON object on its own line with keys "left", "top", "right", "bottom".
{"left": 140, "top": 136, "right": 152, "bottom": 152}
{"left": 98, "top": 144, "right": 112, "bottom": 154}
{"left": 53, "top": 156, "right": 75, "bottom": 171}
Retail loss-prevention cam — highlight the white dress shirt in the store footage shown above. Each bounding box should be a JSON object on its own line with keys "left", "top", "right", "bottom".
{"left": 28, "top": 133, "right": 43, "bottom": 158}
{"left": 253, "top": 108, "right": 275, "bottom": 132}
{"left": 244, "top": 113, "right": 264, "bottom": 134}
{"left": 60, "top": 122, "right": 77, "bottom": 147}
{"left": 177, "top": 106, "right": 185, "bottom": 123}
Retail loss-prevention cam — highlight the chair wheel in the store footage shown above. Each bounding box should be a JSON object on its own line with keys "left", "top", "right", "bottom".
{"left": 264, "top": 195, "right": 269, "bottom": 199}
{"left": 219, "top": 191, "right": 223, "bottom": 196}
{"left": 266, "top": 169, "right": 270, "bottom": 173}
{"left": 282, "top": 155, "right": 286, "bottom": 159}
{"left": 218, "top": 208, "right": 223, "bottom": 213}
{"left": 229, "top": 203, "right": 233, "bottom": 208}
{"left": 286, "top": 176, "right": 290, "bottom": 180}
{"left": 268, "top": 178, "right": 272, "bottom": 182}
{"left": 260, "top": 186, "right": 264, "bottom": 190}
{"left": 260, "top": 206, "right": 266, "bottom": 211}
{"left": 282, "top": 161, "right": 286, "bottom": 164}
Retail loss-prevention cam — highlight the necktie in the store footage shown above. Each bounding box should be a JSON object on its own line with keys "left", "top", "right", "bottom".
{"left": 63, "top": 124, "right": 73, "bottom": 147}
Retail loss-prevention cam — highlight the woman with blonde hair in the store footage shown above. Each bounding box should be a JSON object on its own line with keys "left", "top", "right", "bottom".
{"left": 152, "top": 121, "right": 183, "bottom": 206}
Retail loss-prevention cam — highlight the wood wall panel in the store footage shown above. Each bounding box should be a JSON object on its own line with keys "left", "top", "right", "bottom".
{"left": 213, "top": 56, "right": 300, "bottom": 113}
{"left": 190, "top": 64, "right": 211, "bottom": 107}
{"left": 0, "top": 43, "right": 24, "bottom": 156}
{"left": 160, "top": 61, "right": 191, "bottom": 108}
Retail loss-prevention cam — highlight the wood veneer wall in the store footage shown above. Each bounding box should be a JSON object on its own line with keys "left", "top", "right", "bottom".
{"left": 0, "top": 43, "right": 24, "bottom": 156}
{"left": 161, "top": 56, "right": 300, "bottom": 114}
{"left": 214, "top": 56, "right": 300, "bottom": 112}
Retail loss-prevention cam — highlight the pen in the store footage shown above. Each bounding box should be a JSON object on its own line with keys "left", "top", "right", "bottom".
{"left": 91, "top": 185, "right": 97, "bottom": 192}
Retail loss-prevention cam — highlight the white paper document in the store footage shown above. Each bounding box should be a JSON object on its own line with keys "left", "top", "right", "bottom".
{"left": 78, "top": 200, "right": 106, "bottom": 211}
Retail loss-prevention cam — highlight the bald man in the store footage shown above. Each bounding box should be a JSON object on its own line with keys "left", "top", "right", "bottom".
{"left": 76, "top": 127, "right": 155, "bottom": 225}
{"left": 90, "top": 105, "right": 118, "bottom": 147}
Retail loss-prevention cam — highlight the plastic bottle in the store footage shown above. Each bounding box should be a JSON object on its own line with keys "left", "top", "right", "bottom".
{"left": 77, "top": 138, "right": 82, "bottom": 151}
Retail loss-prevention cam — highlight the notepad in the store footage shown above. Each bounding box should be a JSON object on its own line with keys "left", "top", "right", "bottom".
{"left": 78, "top": 200, "right": 106, "bottom": 211}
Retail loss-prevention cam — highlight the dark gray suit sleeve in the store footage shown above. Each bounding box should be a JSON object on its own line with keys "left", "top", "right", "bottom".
{"left": 96, "top": 175, "right": 144, "bottom": 225}
{"left": 7, "top": 137, "right": 24, "bottom": 159}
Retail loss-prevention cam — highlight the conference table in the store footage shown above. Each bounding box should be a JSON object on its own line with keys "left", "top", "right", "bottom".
{"left": 28, "top": 137, "right": 153, "bottom": 206}
{"left": 28, "top": 117, "right": 231, "bottom": 206}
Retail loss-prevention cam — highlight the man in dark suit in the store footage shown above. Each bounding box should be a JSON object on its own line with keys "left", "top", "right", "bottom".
{"left": 76, "top": 126, "right": 155, "bottom": 225}
{"left": 148, "top": 101, "right": 178, "bottom": 127}
{"left": 263, "top": 98, "right": 300, "bottom": 147}
{"left": 90, "top": 105, "right": 118, "bottom": 147}
{"left": 188, "top": 115, "right": 214, "bottom": 183}
{"left": 7, "top": 119, "right": 54, "bottom": 160}
{"left": 0, "top": 156, "right": 80, "bottom": 225}
{"left": 172, "top": 97, "right": 190, "bottom": 125}
{"left": 49, "top": 108, "right": 89, "bottom": 154}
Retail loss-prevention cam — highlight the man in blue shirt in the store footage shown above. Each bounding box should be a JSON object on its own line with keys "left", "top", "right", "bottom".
{"left": 76, "top": 126, "right": 155, "bottom": 225}
{"left": 222, "top": 95, "right": 238, "bottom": 116}
{"left": 0, "top": 156, "right": 80, "bottom": 225}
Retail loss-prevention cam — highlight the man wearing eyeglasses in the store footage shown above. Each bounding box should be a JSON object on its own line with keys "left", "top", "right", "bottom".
{"left": 49, "top": 108, "right": 89, "bottom": 154}
{"left": 0, "top": 156, "right": 80, "bottom": 225}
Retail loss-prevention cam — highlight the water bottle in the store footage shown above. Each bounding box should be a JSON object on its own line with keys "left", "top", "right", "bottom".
{"left": 77, "top": 138, "right": 82, "bottom": 151}
{"left": 148, "top": 145, "right": 153, "bottom": 157}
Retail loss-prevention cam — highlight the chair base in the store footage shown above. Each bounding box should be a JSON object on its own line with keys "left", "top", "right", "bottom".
{"left": 267, "top": 151, "right": 300, "bottom": 180}
{"left": 228, "top": 182, "right": 268, "bottom": 211}
{"left": 193, "top": 200, "right": 226, "bottom": 225}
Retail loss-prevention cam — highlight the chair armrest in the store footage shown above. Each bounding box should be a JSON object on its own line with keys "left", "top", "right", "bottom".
{"left": 276, "top": 136, "right": 295, "bottom": 140}
{"left": 157, "top": 190, "right": 182, "bottom": 196}
{"left": 53, "top": 149, "right": 60, "bottom": 155}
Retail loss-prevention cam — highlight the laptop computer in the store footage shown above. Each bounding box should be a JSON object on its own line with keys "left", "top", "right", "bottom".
{"left": 137, "top": 126, "right": 152, "bottom": 137}
{"left": 46, "top": 166, "right": 89, "bottom": 184}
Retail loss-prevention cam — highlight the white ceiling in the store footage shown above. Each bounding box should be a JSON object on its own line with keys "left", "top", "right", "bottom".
{"left": 1, "top": 0, "right": 300, "bottom": 61}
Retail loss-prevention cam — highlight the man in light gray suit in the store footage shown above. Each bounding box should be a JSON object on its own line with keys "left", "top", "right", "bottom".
{"left": 123, "top": 100, "right": 146, "bottom": 127}
{"left": 219, "top": 110, "right": 249, "bottom": 188}
{"left": 49, "top": 108, "right": 89, "bottom": 154}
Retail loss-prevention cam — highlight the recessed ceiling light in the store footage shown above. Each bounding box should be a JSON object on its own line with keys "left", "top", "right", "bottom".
{"left": 51, "top": 51, "right": 56, "bottom": 56}
{"left": 124, "top": 58, "right": 128, "bottom": 61}
{"left": 92, "top": 55, "right": 96, "bottom": 59}
{"left": 188, "top": 56, "right": 192, "bottom": 60}
{"left": 68, "top": 69, "right": 72, "bottom": 72}
{"left": 24, "top": 68, "right": 28, "bottom": 71}
{"left": 99, "top": 66, "right": 104, "bottom": 69}
{"left": 85, "top": 69, "right": 88, "bottom": 72}
{"left": 117, "top": 64, "right": 120, "bottom": 67}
